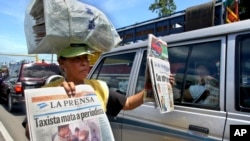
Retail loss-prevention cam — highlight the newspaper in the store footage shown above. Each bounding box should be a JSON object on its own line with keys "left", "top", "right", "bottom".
{"left": 144, "top": 34, "right": 174, "bottom": 113}
{"left": 24, "top": 84, "right": 115, "bottom": 141}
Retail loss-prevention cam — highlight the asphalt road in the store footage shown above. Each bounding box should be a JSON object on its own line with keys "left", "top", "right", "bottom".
{"left": 0, "top": 99, "right": 29, "bottom": 141}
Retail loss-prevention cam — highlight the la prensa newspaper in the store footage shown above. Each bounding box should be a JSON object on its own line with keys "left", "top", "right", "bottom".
{"left": 24, "top": 84, "right": 115, "bottom": 141}
{"left": 145, "top": 34, "right": 174, "bottom": 113}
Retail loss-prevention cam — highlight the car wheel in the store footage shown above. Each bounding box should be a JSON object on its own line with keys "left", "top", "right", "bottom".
{"left": 7, "top": 94, "right": 13, "bottom": 112}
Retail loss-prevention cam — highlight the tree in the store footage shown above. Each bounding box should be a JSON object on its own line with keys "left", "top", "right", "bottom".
{"left": 149, "top": 0, "right": 176, "bottom": 17}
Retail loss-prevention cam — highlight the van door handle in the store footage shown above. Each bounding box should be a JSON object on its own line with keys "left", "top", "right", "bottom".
{"left": 188, "top": 125, "right": 209, "bottom": 134}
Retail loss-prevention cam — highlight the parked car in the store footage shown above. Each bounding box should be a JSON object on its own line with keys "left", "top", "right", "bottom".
{"left": 88, "top": 19, "right": 250, "bottom": 141}
{"left": 0, "top": 62, "right": 62, "bottom": 112}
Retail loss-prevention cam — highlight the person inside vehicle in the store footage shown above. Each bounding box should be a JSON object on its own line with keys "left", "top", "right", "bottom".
{"left": 23, "top": 44, "right": 176, "bottom": 140}
{"left": 183, "top": 63, "right": 211, "bottom": 103}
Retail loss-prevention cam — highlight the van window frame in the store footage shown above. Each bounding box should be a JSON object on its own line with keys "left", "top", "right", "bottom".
{"left": 89, "top": 49, "right": 143, "bottom": 97}
{"left": 235, "top": 33, "right": 250, "bottom": 112}
{"left": 166, "top": 37, "right": 224, "bottom": 110}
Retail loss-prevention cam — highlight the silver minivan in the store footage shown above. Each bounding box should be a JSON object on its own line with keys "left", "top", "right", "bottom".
{"left": 88, "top": 19, "right": 250, "bottom": 141}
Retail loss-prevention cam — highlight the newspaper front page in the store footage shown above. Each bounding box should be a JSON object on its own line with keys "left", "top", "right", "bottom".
{"left": 145, "top": 34, "right": 174, "bottom": 113}
{"left": 25, "top": 84, "right": 115, "bottom": 141}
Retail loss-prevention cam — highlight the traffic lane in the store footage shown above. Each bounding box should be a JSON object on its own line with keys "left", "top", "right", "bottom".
{"left": 0, "top": 121, "right": 13, "bottom": 141}
{"left": 0, "top": 100, "right": 29, "bottom": 141}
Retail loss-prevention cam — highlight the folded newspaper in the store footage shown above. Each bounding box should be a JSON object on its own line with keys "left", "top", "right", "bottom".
{"left": 24, "top": 0, "right": 121, "bottom": 54}
{"left": 144, "top": 34, "right": 174, "bottom": 113}
{"left": 24, "top": 85, "right": 115, "bottom": 141}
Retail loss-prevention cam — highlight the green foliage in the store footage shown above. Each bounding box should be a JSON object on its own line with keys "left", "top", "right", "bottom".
{"left": 149, "top": 0, "right": 176, "bottom": 17}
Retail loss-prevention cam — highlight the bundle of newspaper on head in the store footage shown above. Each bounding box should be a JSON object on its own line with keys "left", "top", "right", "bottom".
{"left": 24, "top": 0, "right": 121, "bottom": 54}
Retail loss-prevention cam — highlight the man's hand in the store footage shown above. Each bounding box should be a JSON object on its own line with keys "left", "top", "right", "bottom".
{"left": 200, "top": 90, "right": 210, "bottom": 100}
{"left": 60, "top": 81, "right": 76, "bottom": 97}
{"left": 169, "top": 74, "right": 176, "bottom": 86}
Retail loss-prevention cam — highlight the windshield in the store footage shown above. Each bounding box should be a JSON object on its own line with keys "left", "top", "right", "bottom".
{"left": 21, "top": 63, "right": 61, "bottom": 78}
{"left": 8, "top": 63, "right": 21, "bottom": 78}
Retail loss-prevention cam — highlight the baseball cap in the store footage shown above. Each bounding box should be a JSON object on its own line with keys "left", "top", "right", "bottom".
{"left": 57, "top": 44, "right": 94, "bottom": 58}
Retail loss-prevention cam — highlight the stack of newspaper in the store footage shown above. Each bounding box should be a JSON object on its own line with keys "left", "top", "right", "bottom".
{"left": 144, "top": 34, "right": 174, "bottom": 113}
{"left": 25, "top": 0, "right": 121, "bottom": 54}
{"left": 29, "top": 0, "right": 45, "bottom": 45}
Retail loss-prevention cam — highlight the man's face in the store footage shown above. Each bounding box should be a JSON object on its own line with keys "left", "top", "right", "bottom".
{"left": 196, "top": 65, "right": 209, "bottom": 85}
{"left": 61, "top": 54, "right": 90, "bottom": 80}
{"left": 196, "top": 65, "right": 209, "bottom": 77}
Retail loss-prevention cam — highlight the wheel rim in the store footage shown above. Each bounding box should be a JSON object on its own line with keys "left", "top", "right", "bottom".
{"left": 8, "top": 94, "right": 12, "bottom": 111}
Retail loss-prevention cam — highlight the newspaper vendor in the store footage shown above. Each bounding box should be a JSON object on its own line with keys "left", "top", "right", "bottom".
{"left": 22, "top": 44, "right": 176, "bottom": 140}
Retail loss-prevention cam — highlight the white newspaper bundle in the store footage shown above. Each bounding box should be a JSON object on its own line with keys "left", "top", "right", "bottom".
{"left": 24, "top": 85, "right": 115, "bottom": 141}
{"left": 25, "top": 0, "right": 121, "bottom": 54}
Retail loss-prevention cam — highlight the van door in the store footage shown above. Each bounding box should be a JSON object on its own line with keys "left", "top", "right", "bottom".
{"left": 121, "top": 38, "right": 227, "bottom": 141}
{"left": 224, "top": 32, "right": 250, "bottom": 140}
{"left": 89, "top": 50, "right": 140, "bottom": 141}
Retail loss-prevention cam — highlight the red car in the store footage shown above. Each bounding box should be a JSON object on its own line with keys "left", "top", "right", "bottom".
{"left": 0, "top": 62, "right": 62, "bottom": 112}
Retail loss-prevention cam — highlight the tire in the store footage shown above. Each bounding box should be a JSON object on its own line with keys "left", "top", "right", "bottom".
{"left": 7, "top": 93, "right": 13, "bottom": 112}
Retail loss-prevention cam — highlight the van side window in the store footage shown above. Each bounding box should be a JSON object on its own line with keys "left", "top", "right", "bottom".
{"left": 168, "top": 46, "right": 189, "bottom": 102}
{"left": 169, "top": 41, "right": 221, "bottom": 109}
{"left": 91, "top": 52, "right": 136, "bottom": 95}
{"left": 135, "top": 51, "right": 147, "bottom": 94}
{"left": 236, "top": 35, "right": 250, "bottom": 111}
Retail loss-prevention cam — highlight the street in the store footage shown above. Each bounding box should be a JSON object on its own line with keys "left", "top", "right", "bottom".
{"left": 0, "top": 99, "right": 28, "bottom": 141}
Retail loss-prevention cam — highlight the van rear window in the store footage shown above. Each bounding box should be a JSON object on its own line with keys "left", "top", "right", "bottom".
{"left": 21, "top": 63, "right": 60, "bottom": 78}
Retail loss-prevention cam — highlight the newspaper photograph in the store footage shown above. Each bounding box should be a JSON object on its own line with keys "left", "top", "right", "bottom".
{"left": 24, "top": 84, "right": 115, "bottom": 141}
{"left": 145, "top": 34, "right": 174, "bottom": 113}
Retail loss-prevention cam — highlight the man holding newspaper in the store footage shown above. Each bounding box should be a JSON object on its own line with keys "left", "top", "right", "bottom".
{"left": 23, "top": 44, "right": 176, "bottom": 140}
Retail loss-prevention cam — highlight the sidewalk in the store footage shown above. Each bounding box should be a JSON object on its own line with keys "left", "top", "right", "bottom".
{"left": 0, "top": 121, "right": 13, "bottom": 141}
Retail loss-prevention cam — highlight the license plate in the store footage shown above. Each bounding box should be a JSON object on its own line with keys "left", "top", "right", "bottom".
{"left": 25, "top": 86, "right": 35, "bottom": 89}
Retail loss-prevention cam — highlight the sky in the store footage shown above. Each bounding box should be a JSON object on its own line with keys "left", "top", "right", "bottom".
{"left": 0, "top": 0, "right": 211, "bottom": 63}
